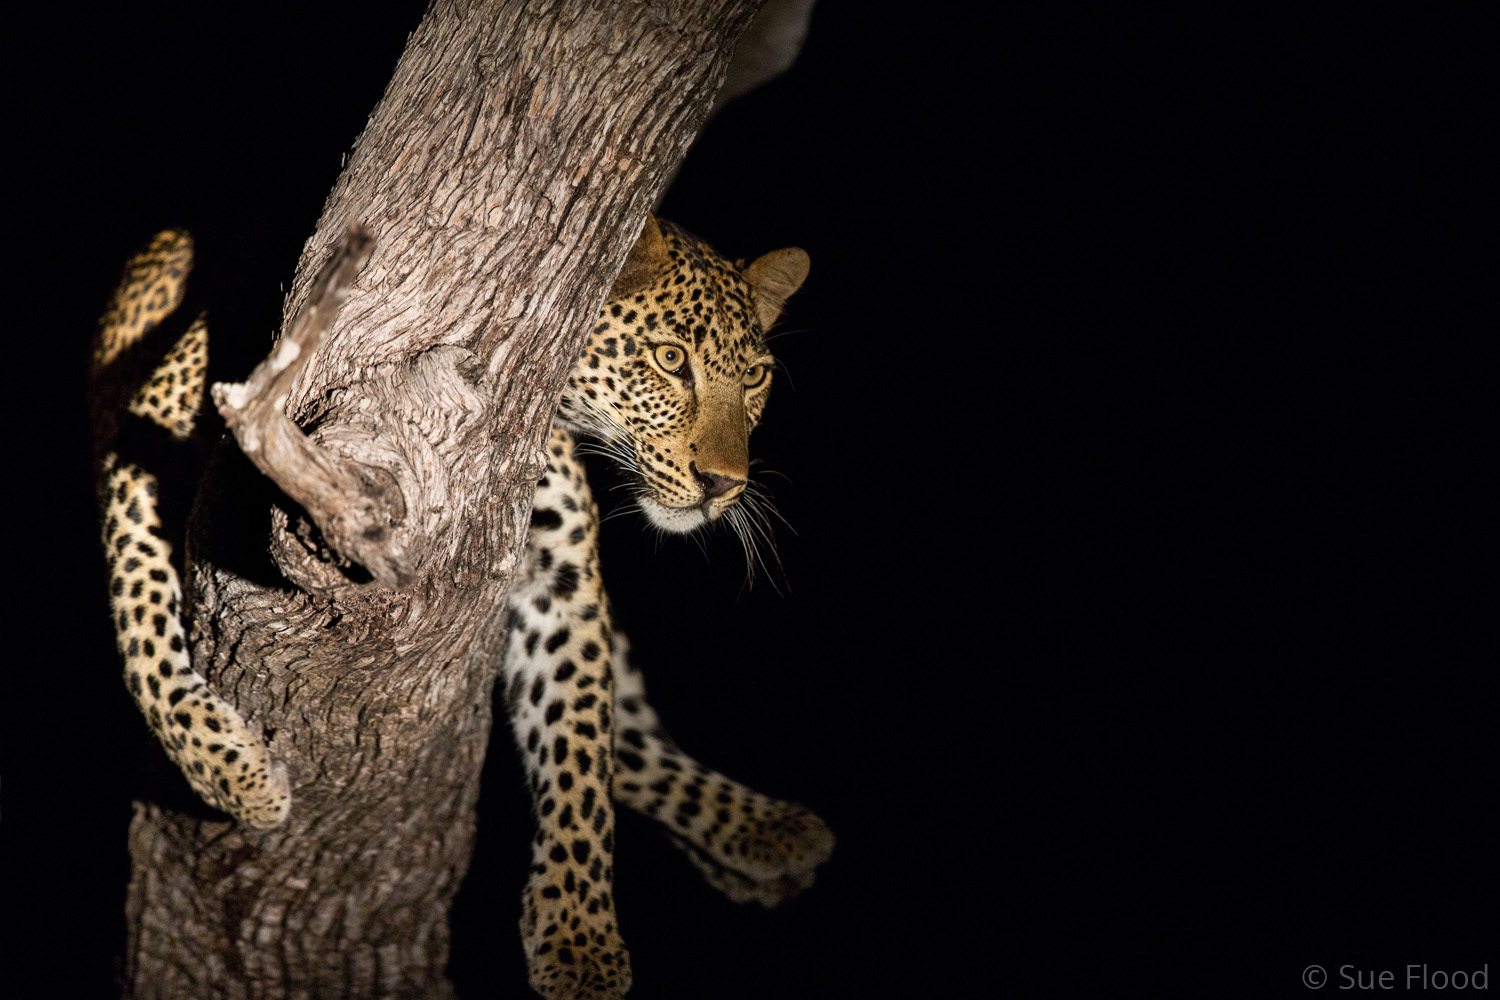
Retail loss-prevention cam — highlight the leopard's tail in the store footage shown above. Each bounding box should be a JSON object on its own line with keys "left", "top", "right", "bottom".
{"left": 91, "top": 231, "right": 290, "bottom": 828}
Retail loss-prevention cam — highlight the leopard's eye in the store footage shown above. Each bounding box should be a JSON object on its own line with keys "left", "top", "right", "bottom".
{"left": 743, "top": 364, "right": 769, "bottom": 389}
{"left": 653, "top": 344, "right": 687, "bottom": 374}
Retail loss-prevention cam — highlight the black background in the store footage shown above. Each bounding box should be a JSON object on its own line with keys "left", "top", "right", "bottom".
{"left": 4, "top": 3, "right": 1491, "bottom": 997}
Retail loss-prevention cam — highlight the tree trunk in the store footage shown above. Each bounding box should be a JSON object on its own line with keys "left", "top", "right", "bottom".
{"left": 121, "top": 2, "right": 763, "bottom": 996}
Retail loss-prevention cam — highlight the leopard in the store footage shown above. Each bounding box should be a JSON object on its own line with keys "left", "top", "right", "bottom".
{"left": 90, "top": 230, "right": 293, "bottom": 828}
{"left": 90, "top": 216, "right": 834, "bottom": 999}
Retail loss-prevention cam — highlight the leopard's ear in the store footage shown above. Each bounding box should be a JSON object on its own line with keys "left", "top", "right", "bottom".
{"left": 744, "top": 247, "right": 810, "bottom": 330}
{"left": 609, "top": 214, "right": 671, "bottom": 300}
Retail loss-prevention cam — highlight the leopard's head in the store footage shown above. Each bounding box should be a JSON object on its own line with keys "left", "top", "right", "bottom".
{"left": 558, "top": 216, "right": 808, "bottom": 535}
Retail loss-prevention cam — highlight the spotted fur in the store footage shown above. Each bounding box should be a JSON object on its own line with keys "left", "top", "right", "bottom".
{"left": 93, "top": 219, "right": 832, "bottom": 998}
{"left": 91, "top": 230, "right": 290, "bottom": 828}
{"left": 505, "top": 217, "right": 829, "bottom": 998}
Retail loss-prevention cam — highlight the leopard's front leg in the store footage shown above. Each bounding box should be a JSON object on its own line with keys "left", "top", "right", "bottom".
{"left": 610, "top": 632, "right": 834, "bottom": 907}
{"left": 503, "top": 427, "right": 629, "bottom": 1000}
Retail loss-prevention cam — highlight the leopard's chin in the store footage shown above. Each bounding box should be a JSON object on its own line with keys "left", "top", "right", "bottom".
{"left": 638, "top": 495, "right": 710, "bottom": 534}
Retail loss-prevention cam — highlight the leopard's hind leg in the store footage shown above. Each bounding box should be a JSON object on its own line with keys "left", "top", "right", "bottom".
{"left": 91, "top": 230, "right": 290, "bottom": 828}
{"left": 609, "top": 633, "right": 834, "bottom": 906}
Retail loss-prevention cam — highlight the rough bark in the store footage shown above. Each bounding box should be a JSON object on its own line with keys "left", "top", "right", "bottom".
{"left": 121, "top": 2, "right": 763, "bottom": 997}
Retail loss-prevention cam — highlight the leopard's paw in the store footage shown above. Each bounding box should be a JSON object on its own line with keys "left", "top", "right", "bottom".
{"left": 521, "top": 903, "right": 631, "bottom": 999}
{"left": 150, "top": 680, "right": 292, "bottom": 829}
{"left": 677, "top": 800, "right": 835, "bottom": 907}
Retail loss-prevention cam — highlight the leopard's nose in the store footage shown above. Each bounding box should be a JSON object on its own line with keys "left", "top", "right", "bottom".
{"left": 691, "top": 462, "right": 745, "bottom": 500}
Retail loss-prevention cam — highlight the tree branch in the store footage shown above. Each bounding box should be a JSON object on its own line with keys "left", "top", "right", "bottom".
{"left": 122, "top": 2, "right": 768, "bottom": 995}
{"left": 210, "top": 225, "right": 414, "bottom": 589}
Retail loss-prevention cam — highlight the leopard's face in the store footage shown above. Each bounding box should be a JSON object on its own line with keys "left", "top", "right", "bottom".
{"left": 557, "top": 219, "right": 807, "bottom": 534}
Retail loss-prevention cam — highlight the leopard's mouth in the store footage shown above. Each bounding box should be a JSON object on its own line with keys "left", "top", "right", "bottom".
{"left": 637, "top": 493, "right": 716, "bottom": 534}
